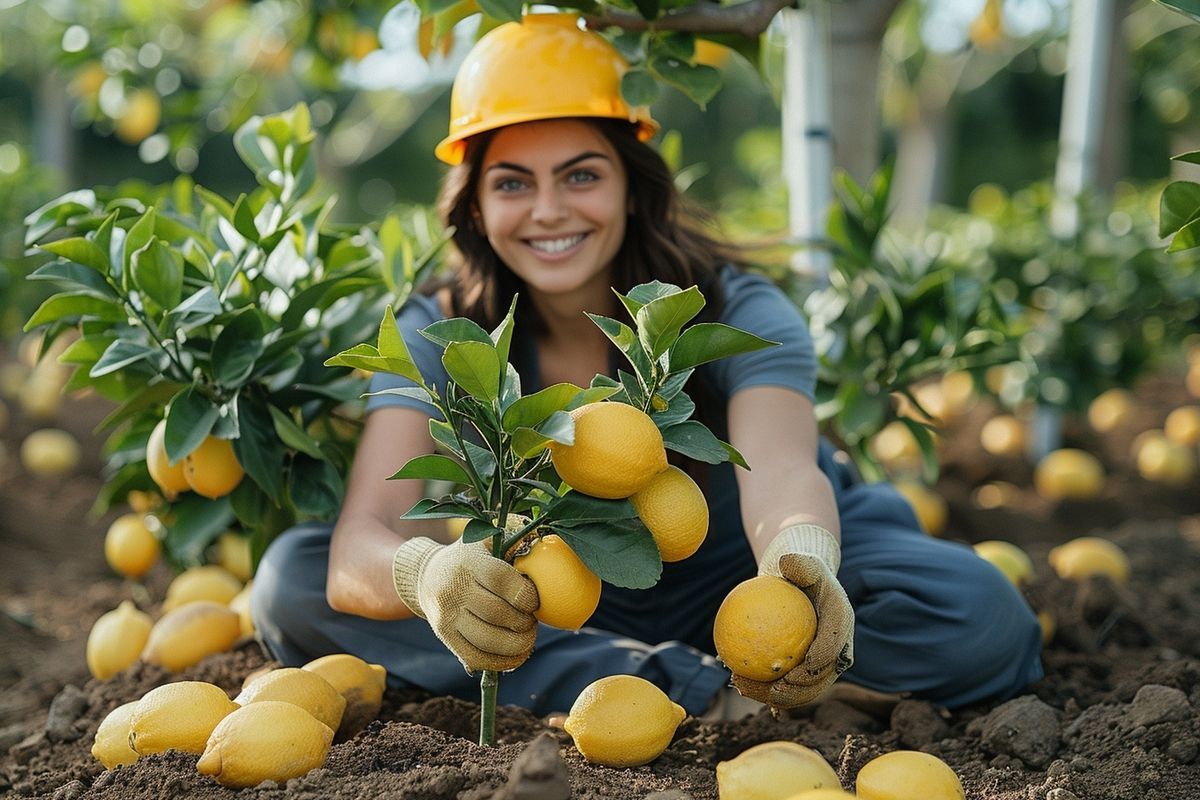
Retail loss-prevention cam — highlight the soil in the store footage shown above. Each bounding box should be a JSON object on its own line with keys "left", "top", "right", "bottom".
{"left": 3, "top": 356, "right": 1200, "bottom": 800}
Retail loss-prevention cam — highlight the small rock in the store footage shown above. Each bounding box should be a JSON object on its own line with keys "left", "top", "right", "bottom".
{"left": 51, "top": 780, "right": 85, "bottom": 800}
{"left": 0, "top": 724, "right": 26, "bottom": 752}
{"left": 490, "top": 732, "right": 569, "bottom": 800}
{"left": 1127, "top": 685, "right": 1190, "bottom": 728}
{"left": 970, "top": 695, "right": 1061, "bottom": 769}
{"left": 9, "top": 732, "right": 46, "bottom": 765}
{"left": 890, "top": 700, "right": 949, "bottom": 748}
{"left": 45, "top": 685, "right": 88, "bottom": 743}
{"left": 1167, "top": 736, "right": 1199, "bottom": 764}
{"left": 644, "top": 792, "right": 694, "bottom": 800}
{"left": 1046, "top": 790, "right": 1080, "bottom": 800}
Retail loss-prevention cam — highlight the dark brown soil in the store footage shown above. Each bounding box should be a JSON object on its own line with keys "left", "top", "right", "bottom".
{"left": 3, "top": 355, "right": 1200, "bottom": 800}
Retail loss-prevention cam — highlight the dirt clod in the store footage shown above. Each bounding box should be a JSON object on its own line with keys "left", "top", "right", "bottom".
{"left": 890, "top": 699, "right": 950, "bottom": 748}
{"left": 1126, "top": 684, "right": 1190, "bottom": 728}
{"left": 44, "top": 685, "right": 87, "bottom": 743}
{"left": 969, "top": 694, "right": 1062, "bottom": 768}
{"left": 489, "top": 732, "right": 569, "bottom": 800}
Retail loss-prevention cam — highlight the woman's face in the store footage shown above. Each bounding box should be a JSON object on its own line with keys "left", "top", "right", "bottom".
{"left": 476, "top": 118, "right": 628, "bottom": 307}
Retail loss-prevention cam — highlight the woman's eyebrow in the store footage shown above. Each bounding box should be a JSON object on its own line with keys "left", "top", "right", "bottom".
{"left": 484, "top": 152, "right": 611, "bottom": 176}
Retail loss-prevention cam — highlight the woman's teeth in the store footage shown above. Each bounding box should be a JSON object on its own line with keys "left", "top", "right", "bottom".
{"left": 527, "top": 234, "right": 586, "bottom": 253}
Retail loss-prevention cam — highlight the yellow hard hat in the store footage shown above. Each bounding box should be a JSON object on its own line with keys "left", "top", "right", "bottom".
{"left": 434, "top": 13, "right": 659, "bottom": 165}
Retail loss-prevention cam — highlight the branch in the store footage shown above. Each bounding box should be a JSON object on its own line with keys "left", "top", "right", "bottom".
{"left": 583, "top": 0, "right": 797, "bottom": 38}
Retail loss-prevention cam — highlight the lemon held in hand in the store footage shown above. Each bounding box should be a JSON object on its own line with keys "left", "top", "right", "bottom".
{"left": 714, "top": 575, "right": 817, "bottom": 682}
{"left": 512, "top": 534, "right": 601, "bottom": 630}
{"left": 549, "top": 402, "right": 667, "bottom": 499}
{"left": 564, "top": 675, "right": 685, "bottom": 767}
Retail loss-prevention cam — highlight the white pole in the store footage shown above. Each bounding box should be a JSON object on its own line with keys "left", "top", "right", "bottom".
{"left": 1051, "top": 0, "right": 1115, "bottom": 239}
{"left": 781, "top": 2, "right": 833, "bottom": 283}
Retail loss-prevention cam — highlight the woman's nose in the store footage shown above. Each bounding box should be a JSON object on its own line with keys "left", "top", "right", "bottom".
{"left": 530, "top": 185, "right": 568, "bottom": 224}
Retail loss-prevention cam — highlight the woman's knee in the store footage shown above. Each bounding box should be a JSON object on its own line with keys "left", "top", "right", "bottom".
{"left": 251, "top": 522, "right": 333, "bottom": 634}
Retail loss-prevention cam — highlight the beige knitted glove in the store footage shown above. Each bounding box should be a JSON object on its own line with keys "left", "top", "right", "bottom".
{"left": 393, "top": 537, "right": 540, "bottom": 673}
{"left": 730, "top": 524, "right": 855, "bottom": 708}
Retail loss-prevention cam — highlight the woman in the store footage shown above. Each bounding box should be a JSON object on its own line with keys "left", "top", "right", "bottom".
{"left": 252, "top": 13, "right": 1043, "bottom": 718}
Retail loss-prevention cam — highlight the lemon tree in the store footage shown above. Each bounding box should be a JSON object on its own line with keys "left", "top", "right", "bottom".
{"left": 21, "top": 103, "right": 446, "bottom": 571}
{"left": 327, "top": 280, "right": 774, "bottom": 745}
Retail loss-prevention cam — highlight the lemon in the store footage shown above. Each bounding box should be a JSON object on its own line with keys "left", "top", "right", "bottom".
{"left": 512, "top": 534, "right": 601, "bottom": 630}
{"left": 141, "top": 601, "right": 242, "bottom": 672}
{"left": 855, "top": 750, "right": 965, "bottom": 800}
{"left": 302, "top": 653, "right": 387, "bottom": 740}
{"left": 940, "top": 371, "right": 976, "bottom": 420}
{"left": 893, "top": 480, "right": 948, "bottom": 536}
{"left": 18, "top": 374, "right": 63, "bottom": 420}
{"left": 1188, "top": 363, "right": 1200, "bottom": 399}
{"left": 184, "top": 435, "right": 245, "bottom": 499}
{"left": 1087, "top": 388, "right": 1133, "bottom": 433}
{"left": 87, "top": 600, "right": 153, "bottom": 680}
{"left": 445, "top": 517, "right": 469, "bottom": 540}
{"left": 563, "top": 675, "right": 685, "bottom": 767}
{"left": 716, "top": 741, "right": 840, "bottom": 799}
{"left": 630, "top": 465, "right": 709, "bottom": 562}
{"left": 550, "top": 402, "right": 667, "bottom": 499}
{"left": 146, "top": 419, "right": 190, "bottom": 500}
{"left": 20, "top": 429, "right": 81, "bottom": 477}
{"left": 197, "top": 700, "right": 334, "bottom": 788}
{"left": 1037, "top": 608, "right": 1056, "bottom": 646}
{"left": 1033, "top": 448, "right": 1104, "bottom": 501}
{"left": 126, "top": 490, "right": 163, "bottom": 514}
{"left": 979, "top": 415, "right": 1027, "bottom": 458}
{"left": 228, "top": 582, "right": 255, "bottom": 639}
{"left": 785, "top": 791, "right": 857, "bottom": 800}
{"left": 1136, "top": 435, "right": 1195, "bottom": 486}
{"left": 1164, "top": 406, "right": 1200, "bottom": 447}
{"left": 1048, "top": 536, "right": 1130, "bottom": 583}
{"left": 129, "top": 681, "right": 238, "bottom": 755}
{"left": 91, "top": 701, "right": 140, "bottom": 769}
{"left": 235, "top": 667, "right": 346, "bottom": 733}
{"left": 870, "top": 421, "right": 921, "bottom": 473}
{"left": 115, "top": 89, "right": 161, "bottom": 145}
{"left": 972, "top": 540, "right": 1034, "bottom": 587}
{"left": 214, "top": 531, "right": 253, "bottom": 581}
{"left": 163, "top": 565, "right": 243, "bottom": 612}
{"left": 714, "top": 575, "right": 817, "bottom": 682}
{"left": 104, "top": 514, "right": 160, "bottom": 579}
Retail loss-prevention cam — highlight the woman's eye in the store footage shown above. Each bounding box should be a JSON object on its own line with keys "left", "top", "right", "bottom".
{"left": 495, "top": 177, "right": 526, "bottom": 192}
{"left": 567, "top": 170, "right": 598, "bottom": 185}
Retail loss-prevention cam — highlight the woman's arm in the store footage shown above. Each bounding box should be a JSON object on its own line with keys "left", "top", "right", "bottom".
{"left": 727, "top": 385, "right": 840, "bottom": 562}
{"left": 326, "top": 406, "right": 452, "bottom": 620}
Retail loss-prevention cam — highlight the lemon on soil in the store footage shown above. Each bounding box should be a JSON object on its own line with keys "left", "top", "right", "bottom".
{"left": 784, "top": 791, "right": 856, "bottom": 800}
{"left": 129, "top": 681, "right": 238, "bottom": 755}
{"left": 870, "top": 421, "right": 921, "bottom": 473}
{"left": 1087, "top": 388, "right": 1133, "bottom": 433}
{"left": 563, "top": 675, "right": 685, "bottom": 767}
{"left": 104, "top": 513, "right": 160, "bottom": 579}
{"left": 1135, "top": 435, "right": 1195, "bottom": 486}
{"left": 630, "top": 465, "right": 709, "bottom": 561}
{"left": 1033, "top": 448, "right": 1104, "bottom": 501}
{"left": 979, "top": 414, "right": 1026, "bottom": 458}
{"left": 1164, "top": 405, "right": 1200, "bottom": 447}
{"left": 163, "top": 565, "right": 243, "bottom": 611}
{"left": 893, "top": 480, "right": 948, "bottom": 536}
{"left": 92, "top": 701, "right": 141, "bottom": 769}
{"left": 141, "top": 601, "right": 242, "bottom": 672}
{"left": 87, "top": 600, "right": 153, "bottom": 680}
{"left": 146, "top": 419, "right": 190, "bottom": 499}
{"left": 302, "top": 653, "right": 387, "bottom": 739}
{"left": 972, "top": 540, "right": 1034, "bottom": 587}
{"left": 197, "top": 700, "right": 334, "bottom": 788}
{"left": 855, "top": 750, "right": 965, "bottom": 800}
{"left": 714, "top": 575, "right": 817, "bottom": 682}
{"left": 20, "top": 429, "right": 80, "bottom": 477}
{"left": 235, "top": 667, "right": 346, "bottom": 732}
{"left": 213, "top": 531, "right": 253, "bottom": 581}
{"left": 184, "top": 435, "right": 245, "bottom": 499}
{"left": 1048, "top": 536, "right": 1130, "bottom": 583}
{"left": 549, "top": 402, "right": 667, "bottom": 499}
{"left": 715, "top": 741, "right": 841, "bottom": 799}
{"left": 512, "top": 534, "right": 601, "bottom": 630}
{"left": 228, "top": 581, "right": 255, "bottom": 638}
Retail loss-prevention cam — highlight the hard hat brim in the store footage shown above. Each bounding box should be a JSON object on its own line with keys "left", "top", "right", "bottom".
{"left": 435, "top": 113, "right": 659, "bottom": 166}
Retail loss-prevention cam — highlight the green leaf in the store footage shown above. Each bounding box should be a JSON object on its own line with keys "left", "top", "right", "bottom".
{"left": 1151, "top": 0, "right": 1200, "bottom": 23}
{"left": 837, "top": 384, "right": 888, "bottom": 443}
{"left": 378, "top": 214, "right": 410, "bottom": 295}
{"left": 325, "top": 344, "right": 423, "bottom": 386}
{"left": 212, "top": 310, "right": 267, "bottom": 386}
{"left": 232, "top": 194, "right": 260, "bottom": 241}
{"left": 163, "top": 495, "right": 235, "bottom": 566}
{"left": 512, "top": 411, "right": 575, "bottom": 458}
{"left": 621, "top": 69, "right": 660, "bottom": 107}
{"left": 650, "top": 56, "right": 721, "bottom": 107}
{"left": 462, "top": 519, "right": 504, "bottom": 544}
{"left": 1167, "top": 216, "right": 1200, "bottom": 253}
{"left": 668, "top": 323, "right": 778, "bottom": 372}
{"left": 636, "top": 285, "right": 706, "bottom": 359}
{"left": 29, "top": 260, "right": 117, "bottom": 299}
{"left": 568, "top": 385, "right": 621, "bottom": 409}
{"left": 59, "top": 334, "right": 116, "bottom": 366}
{"left": 401, "top": 497, "right": 482, "bottom": 520}
{"left": 1172, "top": 150, "right": 1200, "bottom": 165}
{"left": 377, "top": 305, "right": 417, "bottom": 361}
{"left": 477, "top": 0, "right": 523, "bottom": 22}
{"left": 721, "top": 441, "right": 749, "bottom": 470}
{"left": 502, "top": 382, "right": 583, "bottom": 432}
{"left": 132, "top": 238, "right": 184, "bottom": 312}
{"left": 24, "top": 292, "right": 124, "bottom": 331}
{"left": 586, "top": 313, "right": 654, "bottom": 381}
{"left": 621, "top": 281, "right": 681, "bottom": 315}
{"left": 39, "top": 237, "right": 110, "bottom": 273}
{"left": 899, "top": 417, "right": 940, "bottom": 485}
{"left": 123, "top": 209, "right": 157, "bottom": 284}
{"left": 442, "top": 340, "right": 501, "bottom": 401}
{"left": 95, "top": 380, "right": 185, "bottom": 432}
{"left": 233, "top": 395, "right": 286, "bottom": 502}
{"left": 170, "top": 286, "right": 224, "bottom": 319}
{"left": 268, "top": 405, "right": 325, "bottom": 460}
{"left": 491, "top": 296, "right": 518, "bottom": 370}
{"left": 429, "top": 419, "right": 461, "bottom": 456}
{"left": 650, "top": 390, "right": 695, "bottom": 429}
{"left": 420, "top": 318, "right": 493, "bottom": 348}
{"left": 165, "top": 386, "right": 221, "bottom": 463}
{"left": 661, "top": 420, "right": 728, "bottom": 464}
{"left": 364, "top": 386, "right": 436, "bottom": 405}
{"left": 90, "top": 340, "right": 157, "bottom": 378}
{"left": 549, "top": 520, "right": 662, "bottom": 590}
{"left": 388, "top": 454, "right": 471, "bottom": 485}
{"left": 289, "top": 456, "right": 343, "bottom": 518}
{"left": 541, "top": 492, "right": 638, "bottom": 524}
{"left": 1159, "top": 181, "right": 1200, "bottom": 238}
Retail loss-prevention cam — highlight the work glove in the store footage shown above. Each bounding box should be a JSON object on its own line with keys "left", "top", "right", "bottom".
{"left": 730, "top": 524, "right": 855, "bottom": 709}
{"left": 392, "top": 537, "right": 540, "bottom": 673}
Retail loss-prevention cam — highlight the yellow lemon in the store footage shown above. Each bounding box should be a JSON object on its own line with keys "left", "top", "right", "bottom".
{"left": 214, "top": 532, "right": 253, "bottom": 582}
{"left": 163, "top": 565, "right": 243, "bottom": 612}
{"left": 980, "top": 415, "right": 1027, "bottom": 458}
{"left": 893, "top": 480, "right": 948, "bottom": 536}
{"left": 785, "top": 791, "right": 857, "bottom": 800}
{"left": 856, "top": 750, "right": 965, "bottom": 800}
{"left": 91, "top": 701, "right": 140, "bottom": 769}
{"left": 87, "top": 600, "right": 153, "bottom": 680}
{"left": 1048, "top": 536, "right": 1130, "bottom": 583}
{"left": 129, "top": 681, "right": 238, "bottom": 755}
{"left": 513, "top": 534, "right": 601, "bottom": 630}
{"left": 115, "top": 89, "right": 161, "bottom": 145}
{"left": 716, "top": 741, "right": 841, "bottom": 799}
{"left": 235, "top": 667, "right": 346, "bottom": 733}
{"left": 445, "top": 517, "right": 469, "bottom": 540}
{"left": 1188, "top": 363, "right": 1200, "bottom": 399}
{"left": 1164, "top": 406, "right": 1200, "bottom": 447}
{"left": 871, "top": 421, "right": 921, "bottom": 473}
{"left": 1087, "top": 388, "right": 1133, "bottom": 433}
{"left": 972, "top": 540, "right": 1034, "bottom": 587}
{"left": 228, "top": 582, "right": 255, "bottom": 639}
{"left": 197, "top": 700, "right": 334, "bottom": 788}
{"left": 104, "top": 513, "right": 160, "bottom": 579}
{"left": 126, "top": 490, "right": 163, "bottom": 513}
{"left": 70, "top": 61, "right": 108, "bottom": 99}
{"left": 940, "top": 371, "right": 976, "bottom": 420}
{"left": 141, "top": 601, "right": 242, "bottom": 672}
{"left": 20, "top": 428, "right": 80, "bottom": 477}
{"left": 1037, "top": 609, "right": 1056, "bottom": 646}
{"left": 17, "top": 374, "right": 64, "bottom": 420}
{"left": 550, "top": 402, "right": 667, "bottom": 499}
{"left": 302, "top": 653, "right": 387, "bottom": 740}
{"left": 1034, "top": 449, "right": 1105, "bottom": 501}
{"left": 563, "top": 675, "right": 685, "bottom": 767}
{"left": 630, "top": 465, "right": 709, "bottom": 561}
{"left": 714, "top": 576, "right": 817, "bottom": 682}
{"left": 184, "top": 435, "right": 245, "bottom": 499}
{"left": 1136, "top": 435, "right": 1196, "bottom": 486}
{"left": 146, "top": 420, "right": 190, "bottom": 499}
